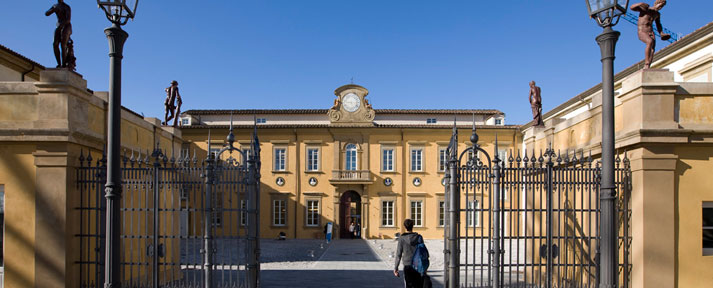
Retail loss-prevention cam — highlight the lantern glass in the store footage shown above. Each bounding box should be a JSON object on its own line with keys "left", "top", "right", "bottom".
{"left": 586, "top": 0, "right": 628, "bottom": 26}
{"left": 98, "top": 0, "right": 139, "bottom": 24}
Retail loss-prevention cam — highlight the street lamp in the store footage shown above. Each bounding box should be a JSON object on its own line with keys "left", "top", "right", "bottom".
{"left": 585, "top": 0, "right": 628, "bottom": 287}
{"left": 97, "top": 1, "right": 138, "bottom": 287}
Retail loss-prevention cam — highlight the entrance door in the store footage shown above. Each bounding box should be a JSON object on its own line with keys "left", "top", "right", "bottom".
{"left": 339, "top": 191, "right": 361, "bottom": 239}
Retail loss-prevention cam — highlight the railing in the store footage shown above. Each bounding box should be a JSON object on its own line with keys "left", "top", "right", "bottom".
{"left": 330, "top": 170, "right": 372, "bottom": 182}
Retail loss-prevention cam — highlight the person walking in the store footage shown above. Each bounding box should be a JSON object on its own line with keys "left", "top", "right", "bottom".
{"left": 348, "top": 221, "right": 355, "bottom": 239}
{"left": 354, "top": 222, "right": 361, "bottom": 239}
{"left": 393, "top": 219, "right": 423, "bottom": 288}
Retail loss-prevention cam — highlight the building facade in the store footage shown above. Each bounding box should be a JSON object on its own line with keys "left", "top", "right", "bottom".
{"left": 180, "top": 84, "right": 521, "bottom": 240}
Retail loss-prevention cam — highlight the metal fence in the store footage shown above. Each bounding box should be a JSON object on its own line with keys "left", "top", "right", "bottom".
{"left": 444, "top": 128, "right": 631, "bottom": 288}
{"left": 76, "top": 127, "right": 261, "bottom": 288}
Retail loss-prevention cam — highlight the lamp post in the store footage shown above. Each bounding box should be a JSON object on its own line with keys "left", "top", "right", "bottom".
{"left": 97, "top": 1, "right": 138, "bottom": 287}
{"left": 585, "top": 1, "right": 628, "bottom": 287}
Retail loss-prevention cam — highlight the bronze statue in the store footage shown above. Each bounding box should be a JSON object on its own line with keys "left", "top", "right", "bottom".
{"left": 45, "top": 0, "right": 75, "bottom": 70}
{"left": 164, "top": 81, "right": 183, "bottom": 127}
{"left": 529, "top": 81, "right": 543, "bottom": 126}
{"left": 631, "top": 0, "right": 670, "bottom": 69}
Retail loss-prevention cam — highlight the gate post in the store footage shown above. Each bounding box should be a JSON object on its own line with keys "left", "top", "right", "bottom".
{"left": 545, "top": 149, "right": 554, "bottom": 288}
{"left": 446, "top": 126, "right": 460, "bottom": 288}
{"left": 203, "top": 154, "right": 215, "bottom": 288}
{"left": 246, "top": 125, "right": 261, "bottom": 288}
{"left": 247, "top": 147, "right": 259, "bottom": 288}
{"left": 491, "top": 140, "right": 502, "bottom": 288}
{"left": 152, "top": 149, "right": 162, "bottom": 288}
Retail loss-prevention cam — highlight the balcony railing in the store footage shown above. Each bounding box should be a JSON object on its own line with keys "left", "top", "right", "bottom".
{"left": 330, "top": 170, "right": 372, "bottom": 183}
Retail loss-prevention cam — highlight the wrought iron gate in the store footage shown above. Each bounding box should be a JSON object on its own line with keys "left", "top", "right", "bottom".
{"left": 444, "top": 127, "right": 631, "bottom": 288}
{"left": 76, "top": 127, "right": 261, "bottom": 288}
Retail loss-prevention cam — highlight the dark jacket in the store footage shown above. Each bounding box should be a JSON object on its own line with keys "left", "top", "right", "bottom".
{"left": 394, "top": 232, "right": 421, "bottom": 270}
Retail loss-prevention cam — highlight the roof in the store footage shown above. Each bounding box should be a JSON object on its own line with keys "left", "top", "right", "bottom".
{"left": 0, "top": 43, "right": 46, "bottom": 70}
{"left": 184, "top": 109, "right": 503, "bottom": 115}
{"left": 522, "top": 21, "right": 713, "bottom": 129}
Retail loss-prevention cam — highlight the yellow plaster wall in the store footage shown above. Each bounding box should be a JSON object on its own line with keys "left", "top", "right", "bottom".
{"left": 0, "top": 144, "right": 37, "bottom": 288}
{"left": 677, "top": 95, "right": 713, "bottom": 125}
{"left": 673, "top": 145, "right": 713, "bottom": 287}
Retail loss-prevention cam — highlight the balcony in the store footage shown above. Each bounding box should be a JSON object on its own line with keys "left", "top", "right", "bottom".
{"left": 329, "top": 170, "right": 373, "bottom": 184}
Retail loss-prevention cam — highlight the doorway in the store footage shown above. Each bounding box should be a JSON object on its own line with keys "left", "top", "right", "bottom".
{"left": 339, "top": 190, "right": 361, "bottom": 239}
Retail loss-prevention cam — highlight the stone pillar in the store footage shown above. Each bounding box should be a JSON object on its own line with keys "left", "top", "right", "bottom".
{"left": 628, "top": 146, "right": 677, "bottom": 288}
{"left": 33, "top": 148, "right": 74, "bottom": 288}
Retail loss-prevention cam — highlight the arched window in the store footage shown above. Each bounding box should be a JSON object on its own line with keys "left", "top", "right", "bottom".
{"left": 345, "top": 144, "right": 358, "bottom": 171}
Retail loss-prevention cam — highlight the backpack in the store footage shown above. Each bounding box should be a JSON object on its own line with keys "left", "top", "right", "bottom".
{"left": 412, "top": 235, "right": 429, "bottom": 276}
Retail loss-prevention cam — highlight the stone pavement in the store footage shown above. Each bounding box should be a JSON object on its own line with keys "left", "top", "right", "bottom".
{"left": 261, "top": 239, "right": 433, "bottom": 287}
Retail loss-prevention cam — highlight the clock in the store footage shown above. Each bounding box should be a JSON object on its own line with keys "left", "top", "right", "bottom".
{"left": 342, "top": 93, "right": 361, "bottom": 112}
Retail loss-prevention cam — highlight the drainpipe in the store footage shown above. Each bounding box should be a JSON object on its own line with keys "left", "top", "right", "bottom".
{"left": 400, "top": 129, "right": 406, "bottom": 235}
{"left": 21, "top": 64, "right": 35, "bottom": 81}
{"left": 294, "top": 129, "right": 300, "bottom": 239}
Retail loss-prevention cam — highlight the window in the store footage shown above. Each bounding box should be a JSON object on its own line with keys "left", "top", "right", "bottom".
{"left": 242, "top": 148, "right": 252, "bottom": 162}
{"left": 307, "top": 147, "right": 320, "bottom": 171}
{"left": 466, "top": 200, "right": 480, "bottom": 227}
{"left": 212, "top": 192, "right": 222, "bottom": 227}
{"left": 209, "top": 144, "right": 220, "bottom": 159}
{"left": 306, "top": 200, "right": 320, "bottom": 227}
{"left": 495, "top": 119, "right": 503, "bottom": 125}
{"left": 382, "top": 147, "right": 394, "bottom": 172}
{"left": 426, "top": 118, "right": 437, "bottom": 124}
{"left": 240, "top": 200, "right": 247, "bottom": 226}
{"left": 410, "top": 200, "right": 423, "bottom": 227}
{"left": 439, "top": 201, "right": 445, "bottom": 227}
{"left": 274, "top": 147, "right": 286, "bottom": 171}
{"left": 382, "top": 201, "right": 394, "bottom": 227}
{"left": 256, "top": 118, "right": 267, "bottom": 124}
{"left": 438, "top": 147, "right": 448, "bottom": 172}
{"left": 273, "top": 200, "right": 286, "bottom": 226}
{"left": 345, "top": 144, "right": 358, "bottom": 171}
{"left": 410, "top": 148, "right": 423, "bottom": 172}
{"left": 704, "top": 202, "right": 713, "bottom": 255}
{"left": 181, "top": 118, "right": 189, "bottom": 126}
{"left": 498, "top": 149, "right": 508, "bottom": 167}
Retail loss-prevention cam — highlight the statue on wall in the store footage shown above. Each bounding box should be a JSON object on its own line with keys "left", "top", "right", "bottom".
{"left": 529, "top": 81, "right": 544, "bottom": 127}
{"left": 631, "top": 0, "right": 670, "bottom": 69}
{"left": 45, "top": 0, "right": 75, "bottom": 70}
{"left": 164, "top": 81, "right": 183, "bottom": 127}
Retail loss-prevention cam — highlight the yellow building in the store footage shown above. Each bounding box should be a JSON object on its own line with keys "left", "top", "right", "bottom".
{"left": 522, "top": 21, "right": 713, "bottom": 288}
{"left": 0, "top": 19, "right": 713, "bottom": 287}
{"left": 180, "top": 84, "right": 520, "bottom": 240}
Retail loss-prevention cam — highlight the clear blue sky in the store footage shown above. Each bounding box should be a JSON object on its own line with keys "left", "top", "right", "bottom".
{"left": 2, "top": 1, "right": 712, "bottom": 124}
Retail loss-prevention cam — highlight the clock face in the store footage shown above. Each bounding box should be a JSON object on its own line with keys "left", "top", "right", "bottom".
{"left": 342, "top": 93, "right": 361, "bottom": 112}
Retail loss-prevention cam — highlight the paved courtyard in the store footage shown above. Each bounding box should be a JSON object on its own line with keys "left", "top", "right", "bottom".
{"left": 260, "top": 239, "right": 445, "bottom": 287}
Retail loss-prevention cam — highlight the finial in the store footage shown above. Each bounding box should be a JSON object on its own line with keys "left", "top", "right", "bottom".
{"left": 470, "top": 113, "right": 478, "bottom": 145}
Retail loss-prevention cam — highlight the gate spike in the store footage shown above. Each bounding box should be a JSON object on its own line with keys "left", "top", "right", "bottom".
{"left": 508, "top": 149, "right": 514, "bottom": 162}
{"left": 538, "top": 149, "right": 543, "bottom": 163}
{"left": 564, "top": 148, "right": 570, "bottom": 163}
{"left": 494, "top": 134, "right": 499, "bottom": 161}
{"left": 79, "top": 149, "right": 85, "bottom": 166}
{"left": 87, "top": 150, "right": 93, "bottom": 163}
{"left": 516, "top": 149, "right": 521, "bottom": 163}
{"left": 556, "top": 149, "right": 562, "bottom": 163}
{"left": 615, "top": 149, "right": 621, "bottom": 163}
